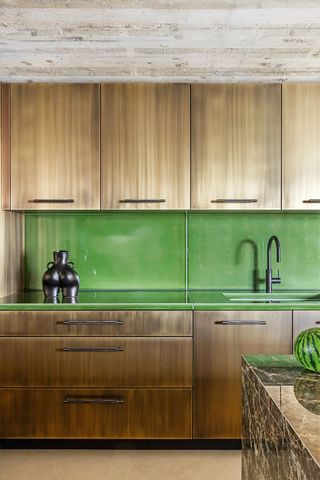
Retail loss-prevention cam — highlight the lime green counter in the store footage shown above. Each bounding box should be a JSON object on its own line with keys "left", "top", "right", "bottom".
{"left": 1, "top": 290, "right": 320, "bottom": 311}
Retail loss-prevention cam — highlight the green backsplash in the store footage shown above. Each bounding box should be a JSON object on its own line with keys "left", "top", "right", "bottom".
{"left": 25, "top": 211, "right": 320, "bottom": 291}
{"left": 25, "top": 212, "right": 186, "bottom": 290}
{"left": 188, "top": 212, "right": 320, "bottom": 290}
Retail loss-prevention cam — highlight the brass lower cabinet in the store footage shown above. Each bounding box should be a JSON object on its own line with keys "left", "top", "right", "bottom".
{"left": 0, "top": 337, "right": 192, "bottom": 388}
{"left": 194, "top": 311, "right": 293, "bottom": 439}
{"left": 0, "top": 310, "right": 192, "bottom": 337}
{"left": 0, "top": 388, "right": 192, "bottom": 439}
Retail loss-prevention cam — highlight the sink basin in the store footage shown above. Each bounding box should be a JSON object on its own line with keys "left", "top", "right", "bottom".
{"left": 223, "top": 292, "right": 320, "bottom": 303}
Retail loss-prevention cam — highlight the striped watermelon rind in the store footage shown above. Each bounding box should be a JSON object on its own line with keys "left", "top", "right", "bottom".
{"left": 294, "top": 328, "right": 320, "bottom": 373}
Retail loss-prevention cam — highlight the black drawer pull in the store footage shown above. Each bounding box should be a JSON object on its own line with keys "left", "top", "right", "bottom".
{"left": 57, "top": 320, "right": 124, "bottom": 326}
{"left": 57, "top": 347, "right": 124, "bottom": 353}
{"left": 119, "top": 199, "right": 166, "bottom": 204}
{"left": 215, "top": 320, "right": 266, "bottom": 325}
{"left": 303, "top": 199, "right": 320, "bottom": 203}
{"left": 64, "top": 397, "right": 124, "bottom": 405}
{"left": 211, "top": 199, "right": 257, "bottom": 204}
{"left": 315, "top": 321, "right": 320, "bottom": 324}
{"left": 30, "top": 199, "right": 75, "bottom": 204}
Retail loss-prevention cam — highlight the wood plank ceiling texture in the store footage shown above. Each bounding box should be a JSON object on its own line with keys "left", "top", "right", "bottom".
{"left": 1, "top": 1, "right": 320, "bottom": 82}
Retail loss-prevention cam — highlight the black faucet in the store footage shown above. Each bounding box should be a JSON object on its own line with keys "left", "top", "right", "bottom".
{"left": 266, "top": 235, "right": 281, "bottom": 293}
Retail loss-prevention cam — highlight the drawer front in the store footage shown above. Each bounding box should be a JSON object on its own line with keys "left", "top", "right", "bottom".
{"left": 293, "top": 311, "right": 320, "bottom": 339}
{"left": 0, "top": 388, "right": 192, "bottom": 439}
{"left": 0, "top": 337, "right": 192, "bottom": 387}
{"left": 0, "top": 311, "right": 192, "bottom": 337}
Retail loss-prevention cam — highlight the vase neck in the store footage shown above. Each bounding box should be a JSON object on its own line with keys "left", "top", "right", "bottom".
{"left": 56, "top": 250, "right": 69, "bottom": 265}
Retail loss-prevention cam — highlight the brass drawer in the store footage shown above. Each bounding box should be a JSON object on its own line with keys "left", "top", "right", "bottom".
{"left": 0, "top": 337, "right": 192, "bottom": 388}
{"left": 0, "top": 388, "right": 192, "bottom": 439}
{"left": 0, "top": 311, "right": 192, "bottom": 337}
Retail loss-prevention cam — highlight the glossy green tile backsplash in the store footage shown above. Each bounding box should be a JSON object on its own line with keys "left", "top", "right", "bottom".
{"left": 25, "top": 211, "right": 320, "bottom": 291}
{"left": 25, "top": 212, "right": 186, "bottom": 290}
{"left": 188, "top": 212, "right": 320, "bottom": 290}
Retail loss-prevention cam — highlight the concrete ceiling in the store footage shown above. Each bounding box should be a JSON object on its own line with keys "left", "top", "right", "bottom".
{"left": 1, "top": 1, "right": 320, "bottom": 82}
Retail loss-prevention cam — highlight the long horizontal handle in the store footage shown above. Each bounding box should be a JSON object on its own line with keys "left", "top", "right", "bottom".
{"left": 119, "top": 199, "right": 166, "bottom": 204}
{"left": 303, "top": 199, "right": 320, "bottom": 204}
{"left": 30, "top": 199, "right": 75, "bottom": 204}
{"left": 211, "top": 199, "right": 258, "bottom": 204}
{"left": 215, "top": 320, "right": 266, "bottom": 325}
{"left": 64, "top": 397, "right": 124, "bottom": 405}
{"left": 57, "top": 320, "right": 124, "bottom": 326}
{"left": 57, "top": 346, "right": 124, "bottom": 352}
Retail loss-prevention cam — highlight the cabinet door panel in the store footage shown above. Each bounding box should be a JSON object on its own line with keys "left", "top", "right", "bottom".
{"left": 10, "top": 84, "right": 100, "bottom": 210}
{"left": 101, "top": 84, "right": 190, "bottom": 209}
{"left": 0, "top": 310, "right": 192, "bottom": 337}
{"left": 0, "top": 337, "right": 192, "bottom": 388}
{"left": 191, "top": 84, "right": 281, "bottom": 210}
{"left": 293, "top": 311, "right": 320, "bottom": 339}
{"left": 194, "top": 311, "right": 292, "bottom": 439}
{"left": 0, "top": 388, "right": 192, "bottom": 439}
{"left": 283, "top": 85, "right": 320, "bottom": 209}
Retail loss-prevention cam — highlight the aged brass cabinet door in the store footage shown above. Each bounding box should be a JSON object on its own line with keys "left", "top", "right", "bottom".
{"left": 283, "top": 85, "right": 320, "bottom": 209}
{"left": 191, "top": 84, "right": 281, "bottom": 210}
{"left": 101, "top": 84, "right": 190, "bottom": 209}
{"left": 0, "top": 310, "right": 193, "bottom": 439}
{"left": 293, "top": 311, "right": 320, "bottom": 339}
{"left": 9, "top": 84, "right": 100, "bottom": 210}
{"left": 194, "top": 311, "right": 292, "bottom": 439}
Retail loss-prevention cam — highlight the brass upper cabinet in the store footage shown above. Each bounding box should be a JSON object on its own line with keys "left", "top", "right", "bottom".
{"left": 191, "top": 84, "right": 281, "bottom": 210}
{"left": 101, "top": 84, "right": 190, "bottom": 209}
{"left": 10, "top": 84, "right": 100, "bottom": 210}
{"left": 283, "top": 85, "right": 320, "bottom": 209}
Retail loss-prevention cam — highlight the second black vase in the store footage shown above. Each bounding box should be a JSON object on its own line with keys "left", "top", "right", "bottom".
{"left": 58, "top": 250, "right": 80, "bottom": 298}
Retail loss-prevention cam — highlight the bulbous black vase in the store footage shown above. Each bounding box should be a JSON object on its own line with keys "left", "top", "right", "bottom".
{"left": 42, "top": 251, "right": 60, "bottom": 298}
{"left": 58, "top": 250, "right": 80, "bottom": 298}
{"left": 42, "top": 250, "right": 80, "bottom": 299}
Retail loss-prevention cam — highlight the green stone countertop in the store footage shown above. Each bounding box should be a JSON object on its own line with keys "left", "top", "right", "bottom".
{"left": 0, "top": 290, "right": 191, "bottom": 311}
{"left": 1, "top": 289, "right": 320, "bottom": 310}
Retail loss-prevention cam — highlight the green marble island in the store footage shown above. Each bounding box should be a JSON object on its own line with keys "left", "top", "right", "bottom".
{"left": 242, "top": 355, "right": 320, "bottom": 480}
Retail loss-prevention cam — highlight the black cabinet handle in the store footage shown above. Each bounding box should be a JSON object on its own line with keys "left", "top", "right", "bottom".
{"left": 303, "top": 199, "right": 320, "bottom": 204}
{"left": 57, "top": 346, "right": 124, "bottom": 352}
{"left": 119, "top": 199, "right": 165, "bottom": 204}
{"left": 64, "top": 397, "right": 124, "bottom": 405}
{"left": 57, "top": 320, "right": 124, "bottom": 326}
{"left": 215, "top": 320, "right": 266, "bottom": 325}
{"left": 30, "top": 199, "right": 75, "bottom": 204}
{"left": 211, "top": 199, "right": 257, "bottom": 204}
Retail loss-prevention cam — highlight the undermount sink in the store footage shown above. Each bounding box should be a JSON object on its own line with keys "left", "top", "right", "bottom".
{"left": 223, "top": 292, "right": 320, "bottom": 303}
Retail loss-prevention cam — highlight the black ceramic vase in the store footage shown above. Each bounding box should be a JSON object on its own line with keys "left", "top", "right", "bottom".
{"left": 42, "top": 251, "right": 60, "bottom": 298}
{"left": 42, "top": 250, "right": 80, "bottom": 299}
{"left": 57, "top": 250, "right": 80, "bottom": 299}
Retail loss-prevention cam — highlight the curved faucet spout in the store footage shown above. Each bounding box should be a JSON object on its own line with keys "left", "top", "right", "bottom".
{"left": 266, "top": 235, "right": 281, "bottom": 293}
{"left": 267, "top": 235, "right": 281, "bottom": 269}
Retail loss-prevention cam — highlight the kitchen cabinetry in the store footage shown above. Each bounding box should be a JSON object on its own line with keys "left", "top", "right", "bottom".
{"left": 101, "top": 83, "right": 190, "bottom": 209}
{"left": 9, "top": 84, "right": 100, "bottom": 210}
{"left": 194, "top": 311, "right": 292, "bottom": 439}
{"left": 283, "top": 85, "right": 320, "bottom": 209}
{"left": 0, "top": 310, "right": 192, "bottom": 439}
{"left": 191, "top": 84, "right": 281, "bottom": 210}
{"left": 293, "top": 311, "right": 320, "bottom": 339}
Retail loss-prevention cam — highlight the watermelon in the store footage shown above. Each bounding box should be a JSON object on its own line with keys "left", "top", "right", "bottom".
{"left": 294, "top": 328, "right": 320, "bottom": 373}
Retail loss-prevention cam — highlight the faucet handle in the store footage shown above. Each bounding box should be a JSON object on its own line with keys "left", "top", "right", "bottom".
{"left": 272, "top": 270, "right": 281, "bottom": 284}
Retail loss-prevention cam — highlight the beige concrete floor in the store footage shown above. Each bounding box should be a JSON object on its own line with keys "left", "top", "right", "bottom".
{"left": 0, "top": 450, "right": 241, "bottom": 480}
